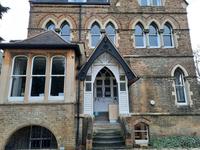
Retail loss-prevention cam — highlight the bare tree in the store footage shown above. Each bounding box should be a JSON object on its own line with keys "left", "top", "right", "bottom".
{"left": 193, "top": 47, "right": 200, "bottom": 81}
{"left": 0, "top": 3, "right": 9, "bottom": 19}
{"left": 0, "top": 3, "right": 9, "bottom": 42}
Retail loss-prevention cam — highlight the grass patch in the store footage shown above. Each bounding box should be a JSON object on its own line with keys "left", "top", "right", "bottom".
{"left": 149, "top": 136, "right": 200, "bottom": 148}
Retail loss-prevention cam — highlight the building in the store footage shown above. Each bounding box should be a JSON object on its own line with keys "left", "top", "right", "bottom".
{"left": 0, "top": 0, "right": 200, "bottom": 149}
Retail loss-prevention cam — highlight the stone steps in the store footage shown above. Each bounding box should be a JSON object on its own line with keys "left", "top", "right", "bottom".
{"left": 92, "top": 122, "right": 126, "bottom": 150}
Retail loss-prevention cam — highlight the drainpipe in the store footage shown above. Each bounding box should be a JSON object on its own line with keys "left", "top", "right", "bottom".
{"left": 76, "top": 58, "right": 81, "bottom": 149}
{"left": 76, "top": 4, "right": 82, "bottom": 149}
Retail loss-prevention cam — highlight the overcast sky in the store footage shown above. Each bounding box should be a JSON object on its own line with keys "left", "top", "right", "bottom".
{"left": 0, "top": 0, "right": 199, "bottom": 50}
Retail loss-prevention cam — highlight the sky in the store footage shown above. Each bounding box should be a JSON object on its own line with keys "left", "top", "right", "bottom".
{"left": 0, "top": 0, "right": 200, "bottom": 50}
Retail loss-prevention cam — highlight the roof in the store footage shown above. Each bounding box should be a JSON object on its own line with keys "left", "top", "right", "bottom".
{"left": 78, "top": 35, "right": 139, "bottom": 86}
{"left": 30, "top": 0, "right": 110, "bottom": 5}
{"left": 0, "top": 31, "right": 81, "bottom": 56}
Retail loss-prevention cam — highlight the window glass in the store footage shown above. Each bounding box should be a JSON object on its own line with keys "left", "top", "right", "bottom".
{"left": 45, "top": 21, "right": 55, "bottom": 31}
{"left": 135, "top": 23, "right": 145, "bottom": 47}
{"left": 60, "top": 21, "right": 70, "bottom": 42}
{"left": 31, "top": 77, "right": 46, "bottom": 97}
{"left": 86, "top": 83, "right": 92, "bottom": 91}
{"left": 11, "top": 57, "right": 27, "bottom": 97}
{"left": 149, "top": 23, "right": 159, "bottom": 47}
{"left": 120, "top": 83, "right": 126, "bottom": 91}
{"left": 140, "top": 0, "right": 148, "bottom": 6}
{"left": 11, "top": 77, "right": 26, "bottom": 97}
{"left": 152, "top": 0, "right": 161, "bottom": 6}
{"left": 175, "top": 69, "right": 186, "bottom": 103}
{"left": 50, "top": 57, "right": 65, "bottom": 97}
{"left": 13, "top": 57, "right": 27, "bottom": 75}
{"left": 32, "top": 57, "right": 46, "bottom": 75}
{"left": 91, "top": 22, "right": 101, "bottom": 47}
{"left": 51, "top": 57, "right": 65, "bottom": 75}
{"left": 106, "top": 22, "right": 116, "bottom": 44}
{"left": 163, "top": 23, "right": 173, "bottom": 47}
{"left": 31, "top": 57, "right": 46, "bottom": 97}
{"left": 86, "top": 75, "right": 92, "bottom": 81}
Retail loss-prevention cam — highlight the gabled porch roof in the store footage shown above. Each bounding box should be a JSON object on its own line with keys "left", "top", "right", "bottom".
{"left": 78, "top": 35, "right": 139, "bottom": 86}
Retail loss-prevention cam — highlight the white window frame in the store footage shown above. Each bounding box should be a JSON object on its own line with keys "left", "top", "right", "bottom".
{"left": 90, "top": 23, "right": 101, "bottom": 48}
{"left": 148, "top": 24, "right": 160, "bottom": 48}
{"left": 105, "top": 22, "right": 116, "bottom": 45}
{"left": 163, "top": 24, "right": 174, "bottom": 48}
{"left": 134, "top": 123, "right": 149, "bottom": 145}
{"left": 29, "top": 56, "right": 47, "bottom": 102}
{"left": 134, "top": 24, "right": 146, "bottom": 48}
{"left": 49, "top": 56, "right": 66, "bottom": 101}
{"left": 174, "top": 69, "right": 188, "bottom": 106}
{"left": 140, "top": 0, "right": 162, "bottom": 6}
{"left": 60, "top": 21, "right": 71, "bottom": 42}
{"left": 8, "top": 55, "right": 28, "bottom": 102}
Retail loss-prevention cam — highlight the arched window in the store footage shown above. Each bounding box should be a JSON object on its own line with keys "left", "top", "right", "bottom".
{"left": 30, "top": 57, "right": 46, "bottom": 99}
{"left": 105, "top": 22, "right": 116, "bottom": 44}
{"left": 135, "top": 23, "right": 146, "bottom": 48}
{"left": 50, "top": 56, "right": 65, "bottom": 100}
{"left": 5, "top": 126, "right": 58, "bottom": 150}
{"left": 148, "top": 23, "right": 159, "bottom": 48}
{"left": 163, "top": 23, "right": 174, "bottom": 47}
{"left": 10, "top": 56, "right": 27, "bottom": 101}
{"left": 60, "top": 21, "right": 71, "bottom": 42}
{"left": 91, "top": 22, "right": 101, "bottom": 48}
{"left": 45, "top": 21, "right": 55, "bottom": 31}
{"left": 174, "top": 68, "right": 187, "bottom": 104}
{"left": 134, "top": 122, "right": 149, "bottom": 145}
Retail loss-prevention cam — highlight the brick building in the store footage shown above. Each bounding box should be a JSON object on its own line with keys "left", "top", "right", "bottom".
{"left": 0, "top": 0, "right": 200, "bottom": 149}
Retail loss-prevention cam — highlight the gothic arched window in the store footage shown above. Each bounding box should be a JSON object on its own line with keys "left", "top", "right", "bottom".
{"left": 135, "top": 23, "right": 146, "bottom": 48}
{"left": 45, "top": 21, "right": 55, "bottom": 31}
{"left": 90, "top": 22, "right": 101, "bottom": 48}
{"left": 174, "top": 68, "right": 187, "bottom": 104}
{"left": 163, "top": 23, "right": 174, "bottom": 47}
{"left": 148, "top": 23, "right": 159, "bottom": 48}
{"left": 105, "top": 22, "right": 116, "bottom": 44}
{"left": 60, "top": 21, "right": 71, "bottom": 42}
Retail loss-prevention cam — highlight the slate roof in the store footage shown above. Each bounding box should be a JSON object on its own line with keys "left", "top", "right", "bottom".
{"left": 0, "top": 31, "right": 81, "bottom": 56}
{"left": 78, "top": 34, "right": 139, "bottom": 85}
{"left": 30, "top": 0, "right": 110, "bottom": 4}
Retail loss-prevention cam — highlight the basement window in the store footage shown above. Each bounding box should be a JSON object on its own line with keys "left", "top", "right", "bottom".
{"left": 5, "top": 125, "right": 58, "bottom": 150}
{"left": 134, "top": 122, "right": 149, "bottom": 145}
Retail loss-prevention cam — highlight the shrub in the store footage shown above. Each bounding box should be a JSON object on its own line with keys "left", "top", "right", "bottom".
{"left": 149, "top": 136, "right": 200, "bottom": 148}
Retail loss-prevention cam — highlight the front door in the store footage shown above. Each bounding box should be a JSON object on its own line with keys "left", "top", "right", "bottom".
{"left": 93, "top": 68, "right": 118, "bottom": 119}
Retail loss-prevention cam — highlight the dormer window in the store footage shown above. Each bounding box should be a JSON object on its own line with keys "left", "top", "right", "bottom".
{"left": 139, "top": 0, "right": 162, "bottom": 6}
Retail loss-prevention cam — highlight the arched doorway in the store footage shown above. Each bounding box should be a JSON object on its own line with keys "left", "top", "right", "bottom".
{"left": 5, "top": 125, "right": 58, "bottom": 150}
{"left": 93, "top": 67, "right": 118, "bottom": 120}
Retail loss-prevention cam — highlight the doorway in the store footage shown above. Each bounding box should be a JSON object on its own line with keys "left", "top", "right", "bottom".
{"left": 93, "top": 67, "right": 118, "bottom": 121}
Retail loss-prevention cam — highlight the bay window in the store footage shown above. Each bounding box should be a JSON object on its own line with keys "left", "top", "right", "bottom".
{"left": 10, "top": 56, "right": 27, "bottom": 101}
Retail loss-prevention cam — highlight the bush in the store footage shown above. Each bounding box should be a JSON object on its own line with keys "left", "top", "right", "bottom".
{"left": 149, "top": 136, "right": 200, "bottom": 148}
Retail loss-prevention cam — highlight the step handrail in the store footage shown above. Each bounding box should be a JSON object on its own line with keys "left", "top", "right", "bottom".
{"left": 82, "top": 116, "right": 93, "bottom": 150}
{"left": 119, "top": 116, "right": 133, "bottom": 148}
